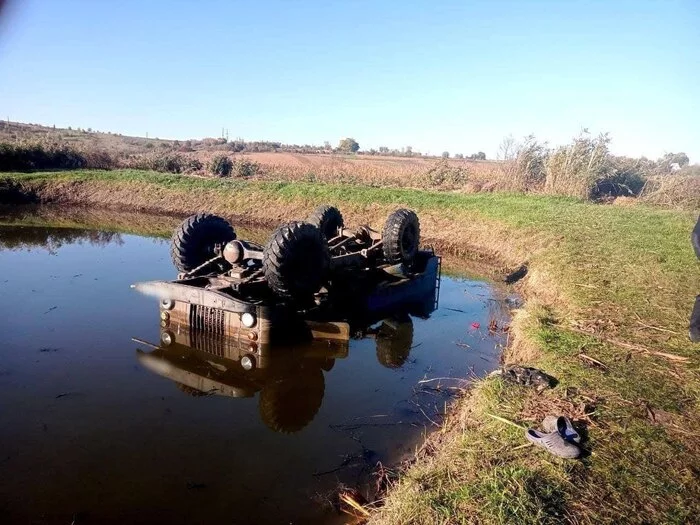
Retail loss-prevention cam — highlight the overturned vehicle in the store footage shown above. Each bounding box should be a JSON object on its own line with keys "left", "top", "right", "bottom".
{"left": 132, "top": 205, "right": 439, "bottom": 432}
{"left": 132, "top": 205, "right": 440, "bottom": 348}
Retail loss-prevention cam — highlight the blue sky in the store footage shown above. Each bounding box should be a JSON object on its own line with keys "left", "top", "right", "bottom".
{"left": 1, "top": 0, "right": 698, "bottom": 160}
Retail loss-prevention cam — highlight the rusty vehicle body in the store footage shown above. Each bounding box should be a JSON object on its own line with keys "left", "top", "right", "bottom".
{"left": 137, "top": 248, "right": 440, "bottom": 350}
{"left": 133, "top": 205, "right": 439, "bottom": 350}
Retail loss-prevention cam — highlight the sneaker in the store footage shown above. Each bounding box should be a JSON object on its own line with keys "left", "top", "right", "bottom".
{"left": 542, "top": 415, "right": 581, "bottom": 444}
{"left": 525, "top": 428, "right": 581, "bottom": 459}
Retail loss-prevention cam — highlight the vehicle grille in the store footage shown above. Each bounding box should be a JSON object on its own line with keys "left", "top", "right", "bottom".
{"left": 190, "top": 330, "right": 225, "bottom": 357}
{"left": 189, "top": 305, "right": 225, "bottom": 335}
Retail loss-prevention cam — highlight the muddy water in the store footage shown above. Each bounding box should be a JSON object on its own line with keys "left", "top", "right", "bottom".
{"left": 0, "top": 207, "right": 510, "bottom": 525}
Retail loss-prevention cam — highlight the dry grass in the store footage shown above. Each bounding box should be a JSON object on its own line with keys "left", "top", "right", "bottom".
{"left": 640, "top": 174, "right": 700, "bottom": 210}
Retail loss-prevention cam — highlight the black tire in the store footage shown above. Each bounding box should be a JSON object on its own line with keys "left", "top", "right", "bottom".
{"left": 306, "top": 205, "right": 344, "bottom": 240}
{"left": 376, "top": 316, "right": 414, "bottom": 369}
{"left": 258, "top": 367, "right": 325, "bottom": 433}
{"left": 262, "top": 221, "right": 330, "bottom": 300}
{"left": 170, "top": 213, "right": 236, "bottom": 273}
{"left": 382, "top": 209, "right": 420, "bottom": 264}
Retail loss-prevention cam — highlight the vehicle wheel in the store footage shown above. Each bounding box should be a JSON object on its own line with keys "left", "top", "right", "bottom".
{"left": 263, "top": 221, "right": 330, "bottom": 300}
{"left": 170, "top": 213, "right": 236, "bottom": 273}
{"left": 382, "top": 209, "right": 420, "bottom": 264}
{"left": 376, "top": 316, "right": 414, "bottom": 369}
{"left": 258, "top": 367, "right": 325, "bottom": 433}
{"left": 320, "top": 358, "right": 335, "bottom": 372}
{"left": 306, "top": 205, "right": 344, "bottom": 240}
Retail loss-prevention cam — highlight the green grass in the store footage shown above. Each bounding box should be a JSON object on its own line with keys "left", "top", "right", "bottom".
{"left": 2, "top": 169, "right": 699, "bottom": 524}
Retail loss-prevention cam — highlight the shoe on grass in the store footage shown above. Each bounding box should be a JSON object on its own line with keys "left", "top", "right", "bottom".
{"left": 525, "top": 428, "right": 581, "bottom": 459}
{"left": 542, "top": 415, "right": 581, "bottom": 444}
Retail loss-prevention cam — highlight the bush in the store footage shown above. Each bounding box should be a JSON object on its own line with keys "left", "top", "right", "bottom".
{"left": 80, "top": 148, "right": 115, "bottom": 170}
{"left": 544, "top": 131, "right": 610, "bottom": 199}
{"left": 0, "top": 141, "right": 87, "bottom": 171}
{"left": 146, "top": 153, "right": 186, "bottom": 173}
{"left": 183, "top": 157, "right": 203, "bottom": 173}
{"left": 232, "top": 158, "right": 260, "bottom": 178}
{"left": 338, "top": 138, "right": 360, "bottom": 153}
{"left": 640, "top": 173, "right": 700, "bottom": 210}
{"left": 592, "top": 156, "right": 649, "bottom": 198}
{"left": 208, "top": 154, "right": 233, "bottom": 177}
{"left": 425, "top": 159, "right": 469, "bottom": 188}
{"left": 123, "top": 152, "right": 198, "bottom": 174}
{"left": 515, "top": 135, "right": 547, "bottom": 190}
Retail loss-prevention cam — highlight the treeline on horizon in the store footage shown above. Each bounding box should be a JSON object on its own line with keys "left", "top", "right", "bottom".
{"left": 0, "top": 121, "right": 490, "bottom": 159}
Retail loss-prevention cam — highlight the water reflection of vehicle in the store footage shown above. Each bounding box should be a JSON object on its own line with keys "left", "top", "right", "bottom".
{"left": 135, "top": 273, "right": 438, "bottom": 433}
{"left": 137, "top": 328, "right": 344, "bottom": 433}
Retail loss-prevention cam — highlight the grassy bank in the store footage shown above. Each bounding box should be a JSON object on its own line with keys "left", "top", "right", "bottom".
{"left": 2, "top": 170, "right": 699, "bottom": 524}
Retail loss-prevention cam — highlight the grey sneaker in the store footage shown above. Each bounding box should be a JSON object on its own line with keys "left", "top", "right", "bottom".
{"left": 525, "top": 428, "right": 581, "bottom": 459}
{"left": 542, "top": 415, "right": 581, "bottom": 444}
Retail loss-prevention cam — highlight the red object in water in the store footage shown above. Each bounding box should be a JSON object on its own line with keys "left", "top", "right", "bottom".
{"left": 471, "top": 322, "right": 481, "bottom": 329}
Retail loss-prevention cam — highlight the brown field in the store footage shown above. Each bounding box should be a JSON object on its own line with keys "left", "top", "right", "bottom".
{"left": 0, "top": 120, "right": 505, "bottom": 190}
{"left": 228, "top": 151, "right": 503, "bottom": 188}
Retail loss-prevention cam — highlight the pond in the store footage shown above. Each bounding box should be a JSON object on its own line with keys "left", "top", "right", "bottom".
{"left": 0, "top": 206, "right": 510, "bottom": 525}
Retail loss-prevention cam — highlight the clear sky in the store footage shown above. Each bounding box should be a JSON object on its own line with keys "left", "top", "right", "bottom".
{"left": 0, "top": 0, "right": 698, "bottom": 160}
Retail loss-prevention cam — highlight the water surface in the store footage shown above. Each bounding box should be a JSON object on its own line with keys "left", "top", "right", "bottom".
{"left": 0, "top": 209, "right": 509, "bottom": 524}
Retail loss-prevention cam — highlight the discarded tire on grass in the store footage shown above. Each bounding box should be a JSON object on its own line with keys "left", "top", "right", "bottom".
{"left": 382, "top": 209, "right": 420, "bottom": 264}
{"left": 262, "top": 221, "right": 330, "bottom": 300}
{"left": 170, "top": 213, "right": 236, "bottom": 273}
{"left": 306, "top": 205, "right": 344, "bottom": 240}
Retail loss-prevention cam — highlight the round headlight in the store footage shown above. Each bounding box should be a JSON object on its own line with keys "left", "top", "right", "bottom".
{"left": 240, "top": 355, "right": 255, "bottom": 371}
{"left": 241, "top": 312, "right": 256, "bottom": 328}
{"left": 161, "top": 299, "right": 174, "bottom": 310}
{"left": 160, "top": 331, "right": 173, "bottom": 346}
{"left": 160, "top": 311, "right": 170, "bottom": 321}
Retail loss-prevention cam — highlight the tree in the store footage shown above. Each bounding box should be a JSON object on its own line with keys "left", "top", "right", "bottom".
{"left": 441, "top": 151, "right": 450, "bottom": 158}
{"left": 475, "top": 151, "right": 486, "bottom": 160}
{"left": 338, "top": 138, "right": 360, "bottom": 153}
{"left": 660, "top": 152, "right": 690, "bottom": 170}
{"left": 498, "top": 135, "right": 516, "bottom": 161}
{"left": 454, "top": 153, "right": 464, "bottom": 159}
